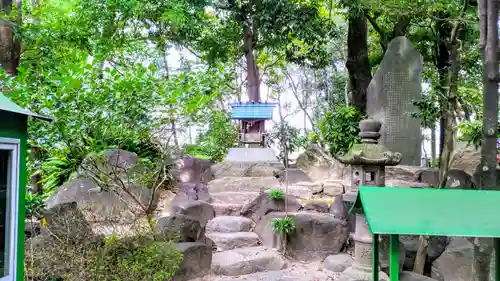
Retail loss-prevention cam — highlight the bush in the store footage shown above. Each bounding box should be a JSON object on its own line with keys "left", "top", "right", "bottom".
{"left": 272, "top": 217, "right": 296, "bottom": 235}
{"left": 97, "top": 234, "right": 183, "bottom": 281}
{"left": 317, "top": 105, "right": 364, "bottom": 156}
{"left": 26, "top": 232, "right": 183, "bottom": 281}
{"left": 268, "top": 189, "right": 285, "bottom": 200}
{"left": 25, "top": 193, "right": 46, "bottom": 220}
{"left": 185, "top": 111, "right": 238, "bottom": 162}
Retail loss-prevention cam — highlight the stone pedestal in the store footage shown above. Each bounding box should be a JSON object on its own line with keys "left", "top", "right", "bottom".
{"left": 335, "top": 119, "right": 402, "bottom": 281}
{"left": 342, "top": 191, "right": 357, "bottom": 235}
{"left": 340, "top": 214, "right": 389, "bottom": 281}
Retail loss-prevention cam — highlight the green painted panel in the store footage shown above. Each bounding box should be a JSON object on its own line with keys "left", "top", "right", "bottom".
{"left": 0, "top": 94, "right": 52, "bottom": 121}
{"left": 359, "top": 186, "right": 500, "bottom": 237}
{"left": 0, "top": 112, "right": 28, "bottom": 281}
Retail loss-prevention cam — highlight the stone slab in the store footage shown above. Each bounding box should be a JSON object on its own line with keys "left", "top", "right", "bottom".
{"left": 206, "top": 232, "right": 260, "bottom": 250}
{"left": 366, "top": 36, "right": 423, "bottom": 166}
{"left": 206, "top": 216, "right": 253, "bottom": 233}
{"left": 225, "top": 148, "right": 280, "bottom": 163}
{"left": 211, "top": 246, "right": 285, "bottom": 276}
{"left": 217, "top": 268, "right": 334, "bottom": 281}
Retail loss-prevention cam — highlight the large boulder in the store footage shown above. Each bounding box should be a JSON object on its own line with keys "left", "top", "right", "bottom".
{"left": 172, "top": 242, "right": 212, "bottom": 281}
{"left": 296, "top": 144, "right": 347, "bottom": 180}
{"left": 171, "top": 156, "right": 214, "bottom": 184}
{"left": 47, "top": 178, "right": 154, "bottom": 235}
{"left": 156, "top": 214, "right": 205, "bottom": 242}
{"left": 211, "top": 246, "right": 285, "bottom": 276}
{"left": 255, "top": 212, "right": 349, "bottom": 262}
{"left": 415, "top": 168, "right": 439, "bottom": 187}
{"left": 304, "top": 201, "right": 329, "bottom": 213}
{"left": 448, "top": 147, "right": 500, "bottom": 187}
{"left": 323, "top": 253, "right": 353, "bottom": 272}
{"left": 273, "top": 168, "right": 312, "bottom": 185}
{"left": 241, "top": 193, "right": 302, "bottom": 222}
{"left": 400, "top": 235, "right": 449, "bottom": 271}
{"left": 173, "top": 182, "right": 211, "bottom": 203}
{"left": 211, "top": 162, "right": 284, "bottom": 178}
{"left": 431, "top": 237, "right": 494, "bottom": 281}
{"left": 206, "top": 216, "right": 253, "bottom": 233}
{"left": 385, "top": 165, "right": 422, "bottom": 182}
{"left": 47, "top": 149, "right": 158, "bottom": 235}
{"left": 209, "top": 177, "right": 280, "bottom": 193}
{"left": 172, "top": 200, "right": 215, "bottom": 226}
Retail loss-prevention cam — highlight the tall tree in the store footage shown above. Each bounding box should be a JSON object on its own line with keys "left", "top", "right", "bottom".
{"left": 0, "top": 0, "right": 21, "bottom": 75}
{"left": 473, "top": 0, "right": 499, "bottom": 280}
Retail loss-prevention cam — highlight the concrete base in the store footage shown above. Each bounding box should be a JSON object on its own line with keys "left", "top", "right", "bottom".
{"left": 340, "top": 265, "right": 389, "bottom": 281}
{"left": 225, "top": 148, "right": 279, "bottom": 163}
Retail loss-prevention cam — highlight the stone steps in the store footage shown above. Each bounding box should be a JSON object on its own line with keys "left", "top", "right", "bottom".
{"left": 209, "top": 177, "right": 279, "bottom": 193}
{"left": 211, "top": 246, "right": 285, "bottom": 276}
{"left": 215, "top": 267, "right": 332, "bottom": 281}
{"left": 206, "top": 216, "right": 253, "bottom": 233}
{"left": 207, "top": 232, "right": 260, "bottom": 251}
{"left": 210, "top": 192, "right": 260, "bottom": 216}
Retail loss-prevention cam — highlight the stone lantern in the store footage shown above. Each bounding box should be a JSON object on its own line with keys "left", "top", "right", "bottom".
{"left": 336, "top": 119, "right": 402, "bottom": 281}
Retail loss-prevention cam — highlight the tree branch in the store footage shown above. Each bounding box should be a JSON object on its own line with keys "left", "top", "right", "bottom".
{"left": 365, "top": 12, "right": 388, "bottom": 52}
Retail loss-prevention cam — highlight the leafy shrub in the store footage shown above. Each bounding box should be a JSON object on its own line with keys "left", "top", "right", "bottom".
{"left": 185, "top": 111, "right": 238, "bottom": 162}
{"left": 458, "top": 120, "right": 500, "bottom": 150}
{"left": 317, "top": 105, "right": 364, "bottom": 156}
{"left": 97, "top": 234, "right": 183, "bottom": 281}
{"left": 458, "top": 120, "right": 484, "bottom": 149}
{"left": 272, "top": 217, "right": 296, "bottom": 235}
{"left": 26, "top": 232, "right": 183, "bottom": 281}
{"left": 25, "top": 193, "right": 46, "bottom": 220}
{"left": 268, "top": 189, "right": 285, "bottom": 200}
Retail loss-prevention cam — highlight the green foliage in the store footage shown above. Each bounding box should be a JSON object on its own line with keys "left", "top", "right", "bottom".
{"left": 25, "top": 193, "right": 46, "bottom": 220}
{"left": 268, "top": 189, "right": 285, "bottom": 201}
{"left": 185, "top": 111, "right": 238, "bottom": 162}
{"left": 272, "top": 217, "right": 296, "bottom": 235}
{"left": 317, "top": 105, "right": 364, "bottom": 156}
{"left": 412, "top": 93, "right": 441, "bottom": 129}
{"left": 269, "top": 122, "right": 307, "bottom": 164}
{"left": 458, "top": 120, "right": 483, "bottom": 148}
{"left": 97, "top": 234, "right": 183, "bottom": 281}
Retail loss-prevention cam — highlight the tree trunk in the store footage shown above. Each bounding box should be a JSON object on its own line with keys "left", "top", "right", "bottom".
{"left": 473, "top": 1, "right": 498, "bottom": 280}
{"left": 0, "top": 0, "right": 20, "bottom": 76}
{"left": 431, "top": 126, "right": 437, "bottom": 162}
{"left": 413, "top": 235, "right": 428, "bottom": 274}
{"left": 244, "top": 25, "right": 260, "bottom": 102}
{"left": 479, "top": 0, "right": 498, "bottom": 191}
{"left": 415, "top": 7, "right": 466, "bottom": 274}
{"left": 345, "top": 10, "right": 371, "bottom": 114}
{"left": 435, "top": 13, "right": 451, "bottom": 157}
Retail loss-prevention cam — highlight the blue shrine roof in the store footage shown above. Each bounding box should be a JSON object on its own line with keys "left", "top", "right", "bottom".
{"left": 230, "top": 102, "right": 277, "bottom": 120}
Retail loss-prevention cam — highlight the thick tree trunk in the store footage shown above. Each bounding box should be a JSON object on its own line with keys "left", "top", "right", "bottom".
{"left": 473, "top": 1, "right": 498, "bottom": 280}
{"left": 479, "top": 0, "right": 498, "bottom": 190}
{"left": 435, "top": 13, "right": 451, "bottom": 157}
{"left": 244, "top": 26, "right": 260, "bottom": 102}
{"left": 346, "top": 11, "right": 371, "bottom": 114}
{"left": 0, "top": 0, "right": 20, "bottom": 76}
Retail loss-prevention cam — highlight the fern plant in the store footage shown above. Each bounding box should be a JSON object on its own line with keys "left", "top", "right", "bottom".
{"left": 268, "top": 189, "right": 285, "bottom": 200}
{"left": 272, "top": 217, "right": 296, "bottom": 235}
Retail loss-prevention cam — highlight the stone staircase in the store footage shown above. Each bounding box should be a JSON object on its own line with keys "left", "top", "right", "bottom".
{"left": 206, "top": 206, "right": 286, "bottom": 276}
{"left": 202, "top": 160, "right": 340, "bottom": 280}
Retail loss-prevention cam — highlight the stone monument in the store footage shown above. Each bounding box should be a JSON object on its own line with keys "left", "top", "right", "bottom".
{"left": 367, "top": 36, "right": 422, "bottom": 166}
{"left": 336, "top": 119, "right": 402, "bottom": 281}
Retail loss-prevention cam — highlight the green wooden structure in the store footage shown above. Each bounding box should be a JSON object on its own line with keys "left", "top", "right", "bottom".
{"left": 0, "top": 94, "right": 50, "bottom": 281}
{"left": 353, "top": 186, "right": 500, "bottom": 281}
